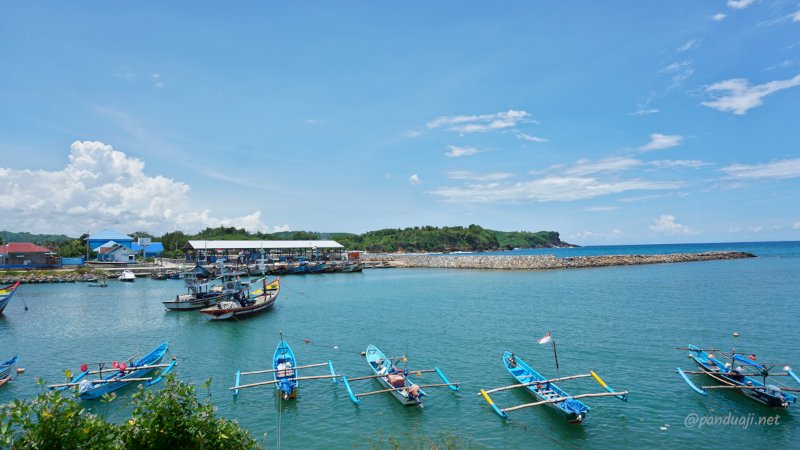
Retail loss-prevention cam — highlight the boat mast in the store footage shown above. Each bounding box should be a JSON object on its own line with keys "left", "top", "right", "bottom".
{"left": 552, "top": 340, "right": 560, "bottom": 378}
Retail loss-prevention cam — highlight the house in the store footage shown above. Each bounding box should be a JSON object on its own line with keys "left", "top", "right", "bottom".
{"left": 95, "top": 241, "right": 136, "bottom": 263}
{"left": 0, "top": 242, "right": 59, "bottom": 267}
{"left": 87, "top": 230, "right": 133, "bottom": 253}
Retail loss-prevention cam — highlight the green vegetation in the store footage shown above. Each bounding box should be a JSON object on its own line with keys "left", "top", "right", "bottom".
{"left": 3, "top": 226, "right": 573, "bottom": 259}
{"left": 0, "top": 376, "right": 258, "bottom": 449}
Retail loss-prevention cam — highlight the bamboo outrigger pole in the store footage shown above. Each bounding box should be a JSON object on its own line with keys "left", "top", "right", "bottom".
{"left": 230, "top": 374, "right": 339, "bottom": 391}
{"left": 48, "top": 377, "right": 153, "bottom": 389}
{"left": 502, "top": 391, "right": 629, "bottom": 413}
{"left": 356, "top": 383, "right": 459, "bottom": 397}
{"left": 478, "top": 373, "right": 593, "bottom": 396}
{"left": 240, "top": 362, "right": 329, "bottom": 376}
{"left": 346, "top": 369, "right": 435, "bottom": 382}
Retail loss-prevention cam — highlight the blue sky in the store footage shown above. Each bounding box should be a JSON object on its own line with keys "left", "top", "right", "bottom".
{"left": 1, "top": 1, "right": 799, "bottom": 245}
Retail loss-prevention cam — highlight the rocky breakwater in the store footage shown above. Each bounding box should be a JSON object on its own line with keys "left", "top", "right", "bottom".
{"left": 380, "top": 251, "right": 756, "bottom": 270}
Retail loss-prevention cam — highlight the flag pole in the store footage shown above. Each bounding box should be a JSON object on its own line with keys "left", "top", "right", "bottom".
{"left": 552, "top": 340, "right": 560, "bottom": 377}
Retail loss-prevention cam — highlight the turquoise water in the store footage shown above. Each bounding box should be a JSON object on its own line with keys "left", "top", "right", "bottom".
{"left": 1, "top": 242, "right": 799, "bottom": 449}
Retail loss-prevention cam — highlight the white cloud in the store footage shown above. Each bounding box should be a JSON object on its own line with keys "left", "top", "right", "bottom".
{"left": 793, "top": 222, "right": 800, "bottom": 229}
{"left": 445, "top": 145, "right": 479, "bottom": 158}
{"left": 764, "top": 60, "right": 796, "bottom": 71}
{"left": 516, "top": 132, "right": 548, "bottom": 143}
{"left": 727, "top": 0, "right": 755, "bottom": 9}
{"left": 650, "top": 214, "right": 698, "bottom": 235}
{"left": 565, "top": 157, "right": 641, "bottom": 176}
{"left": 446, "top": 171, "right": 513, "bottom": 181}
{"left": 152, "top": 73, "right": 164, "bottom": 89}
{"left": 570, "top": 229, "right": 623, "bottom": 241}
{"left": 585, "top": 206, "right": 619, "bottom": 212}
{"left": 720, "top": 158, "right": 800, "bottom": 179}
{"left": 0, "top": 141, "right": 281, "bottom": 236}
{"left": 676, "top": 39, "right": 700, "bottom": 53}
{"left": 409, "top": 174, "right": 421, "bottom": 185}
{"left": 794, "top": 10, "right": 800, "bottom": 22}
{"left": 431, "top": 177, "right": 681, "bottom": 203}
{"left": 427, "top": 109, "right": 533, "bottom": 134}
{"left": 632, "top": 108, "right": 660, "bottom": 116}
{"left": 649, "top": 160, "right": 710, "bottom": 169}
{"left": 713, "top": 13, "right": 728, "bottom": 21}
{"left": 638, "top": 133, "right": 683, "bottom": 152}
{"left": 702, "top": 74, "right": 800, "bottom": 115}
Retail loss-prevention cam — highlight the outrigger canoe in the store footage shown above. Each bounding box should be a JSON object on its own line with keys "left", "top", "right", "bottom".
{"left": 677, "top": 344, "right": 799, "bottom": 408}
{"left": 50, "top": 342, "right": 177, "bottom": 400}
{"left": 480, "top": 351, "right": 628, "bottom": 423}
{"left": 231, "top": 336, "right": 338, "bottom": 399}
{"left": 0, "top": 354, "right": 20, "bottom": 384}
{"left": 200, "top": 277, "right": 279, "bottom": 320}
{"left": 0, "top": 281, "right": 21, "bottom": 314}
{"left": 341, "top": 345, "right": 459, "bottom": 407}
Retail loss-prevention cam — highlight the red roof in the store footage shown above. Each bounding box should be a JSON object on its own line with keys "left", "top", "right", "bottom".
{"left": 1, "top": 242, "right": 52, "bottom": 254}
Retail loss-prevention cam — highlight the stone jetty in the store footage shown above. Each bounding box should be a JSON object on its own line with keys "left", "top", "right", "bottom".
{"left": 367, "top": 251, "right": 756, "bottom": 270}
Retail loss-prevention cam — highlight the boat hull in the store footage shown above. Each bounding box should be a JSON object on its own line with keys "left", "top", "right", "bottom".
{"left": 503, "top": 351, "right": 589, "bottom": 423}
{"left": 0, "top": 355, "right": 20, "bottom": 380}
{"left": 0, "top": 281, "right": 21, "bottom": 314}
{"left": 79, "top": 342, "right": 168, "bottom": 400}
{"left": 274, "top": 340, "right": 297, "bottom": 399}
{"left": 687, "top": 344, "right": 796, "bottom": 409}
{"left": 365, "top": 344, "right": 424, "bottom": 406}
{"left": 199, "top": 278, "right": 280, "bottom": 320}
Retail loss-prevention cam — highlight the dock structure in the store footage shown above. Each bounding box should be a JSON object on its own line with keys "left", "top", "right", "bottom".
{"left": 184, "top": 240, "right": 345, "bottom": 264}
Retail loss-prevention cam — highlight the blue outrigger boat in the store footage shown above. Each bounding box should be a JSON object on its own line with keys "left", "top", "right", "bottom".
{"left": 480, "top": 351, "right": 628, "bottom": 423}
{"left": 50, "top": 342, "right": 177, "bottom": 400}
{"left": 677, "top": 344, "right": 799, "bottom": 408}
{"left": 232, "top": 336, "right": 338, "bottom": 399}
{"left": 342, "top": 344, "right": 459, "bottom": 407}
{"left": 0, "top": 281, "right": 21, "bottom": 314}
{"left": 0, "top": 355, "right": 20, "bottom": 385}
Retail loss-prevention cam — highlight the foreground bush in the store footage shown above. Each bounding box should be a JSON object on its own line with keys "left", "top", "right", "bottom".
{"left": 0, "top": 376, "right": 257, "bottom": 449}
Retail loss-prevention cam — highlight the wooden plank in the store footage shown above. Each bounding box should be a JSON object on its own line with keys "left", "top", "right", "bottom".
{"left": 480, "top": 374, "right": 592, "bottom": 395}
{"left": 356, "top": 383, "right": 458, "bottom": 397}
{"left": 240, "top": 362, "right": 328, "bottom": 376}
{"left": 502, "top": 391, "right": 629, "bottom": 412}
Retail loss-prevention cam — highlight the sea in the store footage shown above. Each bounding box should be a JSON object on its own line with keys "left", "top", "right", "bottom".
{"left": 1, "top": 241, "right": 798, "bottom": 449}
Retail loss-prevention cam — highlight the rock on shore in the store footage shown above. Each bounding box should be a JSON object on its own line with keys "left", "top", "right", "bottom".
{"left": 369, "top": 251, "right": 756, "bottom": 270}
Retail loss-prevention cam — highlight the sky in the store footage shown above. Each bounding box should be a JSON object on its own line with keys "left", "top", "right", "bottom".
{"left": 1, "top": 1, "right": 799, "bottom": 245}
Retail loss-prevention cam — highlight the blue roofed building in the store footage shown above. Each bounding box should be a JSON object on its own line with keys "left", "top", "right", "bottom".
{"left": 87, "top": 230, "right": 133, "bottom": 252}
{"left": 131, "top": 242, "right": 164, "bottom": 258}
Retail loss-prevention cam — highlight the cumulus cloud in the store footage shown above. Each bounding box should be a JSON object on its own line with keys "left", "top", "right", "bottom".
{"left": 0, "top": 141, "right": 282, "bottom": 236}
{"left": 409, "top": 174, "right": 421, "bottom": 185}
{"left": 445, "top": 145, "right": 479, "bottom": 158}
{"left": 720, "top": 158, "right": 800, "bottom": 179}
{"left": 427, "top": 109, "right": 533, "bottom": 134}
{"left": 650, "top": 214, "right": 698, "bottom": 235}
{"left": 713, "top": 13, "right": 728, "bottom": 21}
{"left": 639, "top": 133, "right": 683, "bottom": 152}
{"left": 702, "top": 74, "right": 800, "bottom": 115}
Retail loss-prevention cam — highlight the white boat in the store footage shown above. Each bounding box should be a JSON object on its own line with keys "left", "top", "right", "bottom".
{"left": 163, "top": 262, "right": 247, "bottom": 311}
{"left": 118, "top": 270, "right": 136, "bottom": 282}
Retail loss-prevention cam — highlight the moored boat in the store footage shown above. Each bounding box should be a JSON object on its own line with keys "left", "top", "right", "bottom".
{"left": 163, "top": 263, "right": 246, "bottom": 311}
{"left": 0, "top": 354, "right": 20, "bottom": 383}
{"left": 274, "top": 340, "right": 298, "bottom": 399}
{"left": 677, "top": 344, "right": 799, "bottom": 408}
{"left": 199, "top": 277, "right": 280, "bottom": 320}
{"left": 49, "top": 342, "right": 176, "bottom": 400}
{"left": 118, "top": 270, "right": 136, "bottom": 282}
{"left": 0, "top": 281, "right": 21, "bottom": 314}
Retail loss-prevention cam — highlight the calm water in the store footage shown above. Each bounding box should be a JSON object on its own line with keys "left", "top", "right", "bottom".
{"left": 1, "top": 241, "right": 798, "bottom": 449}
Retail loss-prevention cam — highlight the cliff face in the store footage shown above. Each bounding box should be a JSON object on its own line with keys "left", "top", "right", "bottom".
{"left": 368, "top": 251, "right": 756, "bottom": 270}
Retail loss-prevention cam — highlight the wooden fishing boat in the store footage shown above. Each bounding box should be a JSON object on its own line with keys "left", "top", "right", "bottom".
{"left": 480, "top": 351, "right": 628, "bottom": 423}
{"left": 0, "top": 281, "right": 21, "bottom": 314}
{"left": 341, "top": 344, "right": 458, "bottom": 407}
{"left": 199, "top": 277, "right": 279, "bottom": 320}
{"left": 87, "top": 280, "right": 108, "bottom": 287}
{"left": 677, "top": 344, "right": 799, "bottom": 408}
{"left": 49, "top": 342, "right": 177, "bottom": 400}
{"left": 164, "top": 263, "right": 247, "bottom": 311}
{"left": 231, "top": 336, "right": 338, "bottom": 399}
{"left": 0, "top": 354, "right": 20, "bottom": 384}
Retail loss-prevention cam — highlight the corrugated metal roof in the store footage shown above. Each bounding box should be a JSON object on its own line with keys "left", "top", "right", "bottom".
{"left": 88, "top": 229, "right": 133, "bottom": 241}
{"left": 1, "top": 242, "right": 52, "bottom": 254}
{"left": 187, "top": 240, "right": 343, "bottom": 250}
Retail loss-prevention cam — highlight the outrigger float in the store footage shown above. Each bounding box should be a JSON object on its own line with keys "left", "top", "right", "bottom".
{"left": 479, "top": 351, "right": 628, "bottom": 423}
{"left": 676, "top": 344, "right": 799, "bottom": 408}
{"left": 341, "top": 344, "right": 459, "bottom": 408}
{"left": 48, "top": 342, "right": 177, "bottom": 400}
{"left": 230, "top": 336, "right": 338, "bottom": 400}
